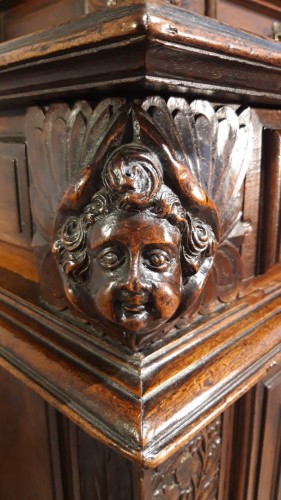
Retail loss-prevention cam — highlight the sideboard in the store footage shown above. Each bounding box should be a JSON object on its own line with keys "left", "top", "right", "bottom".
{"left": 0, "top": 1, "right": 280, "bottom": 499}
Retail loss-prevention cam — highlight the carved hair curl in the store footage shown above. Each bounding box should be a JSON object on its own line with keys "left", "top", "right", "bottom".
{"left": 53, "top": 145, "right": 216, "bottom": 282}
{"left": 53, "top": 186, "right": 216, "bottom": 283}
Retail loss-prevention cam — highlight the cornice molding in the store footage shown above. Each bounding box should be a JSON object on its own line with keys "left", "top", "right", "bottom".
{"left": 0, "top": 265, "right": 280, "bottom": 467}
{"left": 0, "top": 3, "right": 280, "bottom": 104}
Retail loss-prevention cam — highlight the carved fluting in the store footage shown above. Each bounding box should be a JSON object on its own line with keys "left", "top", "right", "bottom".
{"left": 150, "top": 418, "right": 222, "bottom": 500}
{"left": 26, "top": 97, "right": 251, "bottom": 349}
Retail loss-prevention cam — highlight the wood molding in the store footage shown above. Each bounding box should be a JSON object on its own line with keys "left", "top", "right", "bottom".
{"left": 0, "top": 264, "right": 280, "bottom": 467}
{"left": 0, "top": 4, "right": 280, "bottom": 104}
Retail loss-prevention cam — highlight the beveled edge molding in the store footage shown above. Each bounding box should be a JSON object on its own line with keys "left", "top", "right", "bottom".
{"left": 0, "top": 265, "right": 280, "bottom": 467}
{"left": 0, "top": 3, "right": 280, "bottom": 104}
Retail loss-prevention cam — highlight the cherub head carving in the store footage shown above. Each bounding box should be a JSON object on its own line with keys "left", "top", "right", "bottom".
{"left": 28, "top": 98, "right": 254, "bottom": 349}
{"left": 53, "top": 141, "right": 218, "bottom": 346}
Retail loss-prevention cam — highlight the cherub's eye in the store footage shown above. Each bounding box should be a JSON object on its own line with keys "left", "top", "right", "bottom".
{"left": 143, "top": 249, "right": 171, "bottom": 271}
{"left": 97, "top": 248, "right": 125, "bottom": 270}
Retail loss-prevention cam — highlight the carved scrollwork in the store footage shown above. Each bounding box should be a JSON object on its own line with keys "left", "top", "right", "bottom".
{"left": 150, "top": 418, "right": 222, "bottom": 499}
{"left": 26, "top": 97, "right": 251, "bottom": 349}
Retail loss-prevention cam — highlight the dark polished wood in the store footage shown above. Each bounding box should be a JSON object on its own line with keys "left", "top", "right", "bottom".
{"left": 0, "top": 1, "right": 280, "bottom": 499}
{"left": 0, "top": 263, "right": 280, "bottom": 467}
{"left": 0, "top": 366, "right": 58, "bottom": 500}
{"left": 0, "top": 4, "right": 280, "bottom": 105}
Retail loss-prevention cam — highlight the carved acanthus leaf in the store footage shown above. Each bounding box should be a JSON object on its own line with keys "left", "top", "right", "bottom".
{"left": 26, "top": 99, "right": 126, "bottom": 307}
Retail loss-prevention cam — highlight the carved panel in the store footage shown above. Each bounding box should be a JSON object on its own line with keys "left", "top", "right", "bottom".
{"left": 149, "top": 418, "right": 222, "bottom": 500}
{"left": 258, "top": 129, "right": 281, "bottom": 273}
{"left": 0, "top": 142, "right": 31, "bottom": 248}
{"left": 26, "top": 97, "right": 252, "bottom": 349}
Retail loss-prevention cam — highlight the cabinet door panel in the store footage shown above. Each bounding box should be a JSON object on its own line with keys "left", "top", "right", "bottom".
{"left": 217, "top": 0, "right": 276, "bottom": 37}
{"left": 256, "top": 368, "right": 281, "bottom": 500}
{"left": 220, "top": 365, "right": 281, "bottom": 500}
{"left": 0, "top": 367, "right": 58, "bottom": 500}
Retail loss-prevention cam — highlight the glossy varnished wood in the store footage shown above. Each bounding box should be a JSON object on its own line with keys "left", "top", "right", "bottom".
{"left": 0, "top": 1, "right": 280, "bottom": 497}
{"left": 0, "top": 264, "right": 280, "bottom": 467}
{"left": 0, "top": 4, "right": 279, "bottom": 104}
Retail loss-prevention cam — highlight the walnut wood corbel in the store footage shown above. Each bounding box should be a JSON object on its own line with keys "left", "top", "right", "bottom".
{"left": 0, "top": 95, "right": 280, "bottom": 469}
{"left": 25, "top": 97, "right": 256, "bottom": 350}
{"left": 0, "top": 5, "right": 280, "bottom": 488}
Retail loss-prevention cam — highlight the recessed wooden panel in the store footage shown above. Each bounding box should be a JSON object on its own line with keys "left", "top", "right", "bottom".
{"left": 77, "top": 428, "right": 135, "bottom": 500}
{"left": 0, "top": 142, "right": 31, "bottom": 248}
{"left": 2, "top": 0, "right": 85, "bottom": 41}
{"left": 217, "top": 0, "right": 276, "bottom": 37}
{"left": 256, "top": 368, "right": 281, "bottom": 500}
{"left": 220, "top": 364, "right": 281, "bottom": 500}
{"left": 0, "top": 367, "right": 56, "bottom": 500}
{"left": 258, "top": 130, "right": 281, "bottom": 273}
{"left": 0, "top": 156, "right": 21, "bottom": 239}
{"left": 87, "top": 0, "right": 204, "bottom": 13}
{"left": 224, "top": 0, "right": 281, "bottom": 18}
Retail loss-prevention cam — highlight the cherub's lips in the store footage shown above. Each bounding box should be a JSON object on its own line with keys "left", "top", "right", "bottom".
{"left": 118, "top": 291, "right": 149, "bottom": 304}
{"left": 122, "top": 304, "right": 146, "bottom": 314}
{"left": 117, "top": 292, "right": 149, "bottom": 315}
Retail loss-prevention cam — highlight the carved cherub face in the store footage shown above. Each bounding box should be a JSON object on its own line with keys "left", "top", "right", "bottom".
{"left": 54, "top": 144, "right": 217, "bottom": 346}
{"left": 87, "top": 211, "right": 182, "bottom": 334}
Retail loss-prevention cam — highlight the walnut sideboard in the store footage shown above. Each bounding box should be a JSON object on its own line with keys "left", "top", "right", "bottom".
{"left": 0, "top": 1, "right": 280, "bottom": 499}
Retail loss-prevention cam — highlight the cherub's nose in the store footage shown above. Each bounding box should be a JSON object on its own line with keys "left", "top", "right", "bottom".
{"left": 118, "top": 257, "right": 148, "bottom": 293}
{"left": 122, "top": 261, "right": 142, "bottom": 292}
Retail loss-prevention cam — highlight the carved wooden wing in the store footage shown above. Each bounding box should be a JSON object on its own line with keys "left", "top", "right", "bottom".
{"left": 141, "top": 97, "right": 251, "bottom": 312}
{"left": 26, "top": 99, "right": 127, "bottom": 306}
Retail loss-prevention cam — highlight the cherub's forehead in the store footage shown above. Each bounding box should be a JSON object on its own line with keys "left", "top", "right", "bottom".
{"left": 88, "top": 211, "right": 180, "bottom": 249}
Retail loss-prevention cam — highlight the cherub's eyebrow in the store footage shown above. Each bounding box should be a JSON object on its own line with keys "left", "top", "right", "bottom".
{"left": 88, "top": 240, "right": 125, "bottom": 252}
{"left": 142, "top": 243, "right": 179, "bottom": 253}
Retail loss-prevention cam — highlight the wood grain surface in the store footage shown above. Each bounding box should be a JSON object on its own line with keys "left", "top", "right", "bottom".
{"left": 0, "top": 4, "right": 279, "bottom": 103}
{"left": 0, "top": 2, "right": 280, "bottom": 495}
{"left": 0, "top": 263, "right": 280, "bottom": 467}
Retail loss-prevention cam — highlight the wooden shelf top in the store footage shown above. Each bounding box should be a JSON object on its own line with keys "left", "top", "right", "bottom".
{"left": 0, "top": 3, "right": 280, "bottom": 104}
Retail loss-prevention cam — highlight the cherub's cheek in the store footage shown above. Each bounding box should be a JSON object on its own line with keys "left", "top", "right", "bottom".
{"left": 152, "top": 283, "right": 181, "bottom": 319}
{"left": 92, "top": 285, "right": 116, "bottom": 320}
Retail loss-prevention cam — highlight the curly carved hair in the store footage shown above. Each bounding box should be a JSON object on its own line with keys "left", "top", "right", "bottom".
{"left": 53, "top": 145, "right": 216, "bottom": 283}
{"left": 53, "top": 187, "right": 215, "bottom": 284}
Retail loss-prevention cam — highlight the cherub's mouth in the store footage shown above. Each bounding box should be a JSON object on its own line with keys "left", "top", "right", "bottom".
{"left": 118, "top": 290, "right": 149, "bottom": 304}
{"left": 116, "top": 294, "right": 150, "bottom": 320}
{"left": 122, "top": 303, "right": 146, "bottom": 314}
